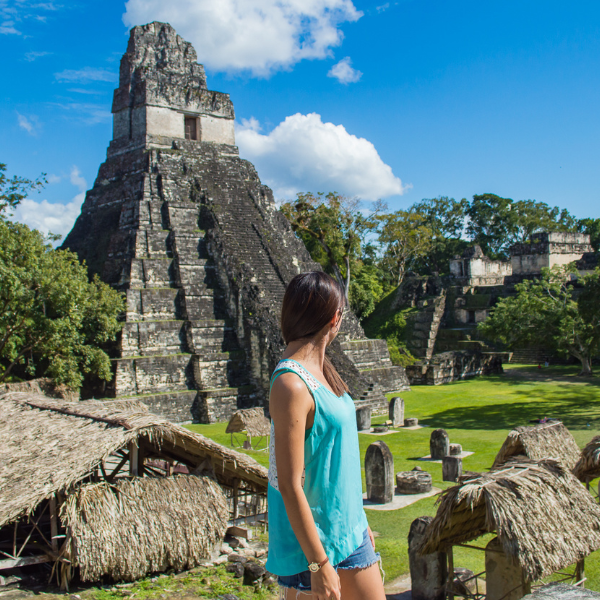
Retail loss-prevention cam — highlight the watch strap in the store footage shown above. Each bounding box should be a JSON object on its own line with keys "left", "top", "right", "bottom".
{"left": 308, "top": 556, "right": 329, "bottom": 572}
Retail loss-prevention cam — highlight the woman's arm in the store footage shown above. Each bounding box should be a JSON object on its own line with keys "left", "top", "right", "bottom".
{"left": 270, "top": 374, "right": 341, "bottom": 600}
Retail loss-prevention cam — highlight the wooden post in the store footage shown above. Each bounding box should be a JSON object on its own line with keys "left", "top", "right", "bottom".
{"left": 232, "top": 478, "right": 239, "bottom": 521}
{"left": 576, "top": 559, "right": 585, "bottom": 587}
{"left": 129, "top": 442, "right": 139, "bottom": 476}
{"left": 138, "top": 443, "right": 145, "bottom": 476}
{"left": 447, "top": 545, "right": 454, "bottom": 600}
{"left": 49, "top": 496, "right": 58, "bottom": 554}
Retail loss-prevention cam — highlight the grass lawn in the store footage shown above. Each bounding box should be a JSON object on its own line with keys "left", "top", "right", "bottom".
{"left": 186, "top": 363, "right": 600, "bottom": 590}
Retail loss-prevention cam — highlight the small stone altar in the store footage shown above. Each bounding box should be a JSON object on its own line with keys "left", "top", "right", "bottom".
{"left": 396, "top": 468, "right": 432, "bottom": 494}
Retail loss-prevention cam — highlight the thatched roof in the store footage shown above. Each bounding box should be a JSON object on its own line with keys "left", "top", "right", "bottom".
{"left": 419, "top": 459, "right": 600, "bottom": 581}
{"left": 573, "top": 435, "right": 600, "bottom": 482}
{"left": 492, "top": 421, "right": 581, "bottom": 470}
{"left": 225, "top": 408, "right": 270, "bottom": 437}
{"left": 0, "top": 392, "right": 268, "bottom": 529}
{"left": 61, "top": 474, "right": 228, "bottom": 582}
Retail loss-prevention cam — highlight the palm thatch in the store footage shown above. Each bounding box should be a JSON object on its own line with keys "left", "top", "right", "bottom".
{"left": 419, "top": 459, "right": 600, "bottom": 582}
{"left": 573, "top": 436, "right": 600, "bottom": 483}
{"left": 492, "top": 421, "right": 581, "bottom": 470}
{"left": 225, "top": 408, "right": 270, "bottom": 437}
{"left": 0, "top": 392, "right": 267, "bottom": 530}
{"left": 61, "top": 475, "right": 228, "bottom": 582}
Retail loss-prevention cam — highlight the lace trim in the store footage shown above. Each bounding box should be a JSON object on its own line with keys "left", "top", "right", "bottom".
{"left": 274, "top": 360, "right": 321, "bottom": 391}
{"left": 268, "top": 360, "right": 318, "bottom": 491}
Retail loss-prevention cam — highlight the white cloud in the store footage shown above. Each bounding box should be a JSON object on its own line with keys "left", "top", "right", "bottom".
{"left": 55, "top": 67, "right": 117, "bottom": 83}
{"left": 11, "top": 195, "right": 84, "bottom": 241}
{"left": 17, "top": 113, "right": 39, "bottom": 135}
{"left": 69, "top": 166, "right": 87, "bottom": 191}
{"left": 47, "top": 174, "right": 61, "bottom": 184}
{"left": 24, "top": 50, "right": 50, "bottom": 61}
{"left": 327, "top": 56, "right": 362, "bottom": 84}
{"left": 0, "top": 19, "right": 20, "bottom": 34}
{"left": 123, "top": 0, "right": 362, "bottom": 76}
{"left": 9, "top": 166, "right": 87, "bottom": 243}
{"left": 236, "top": 113, "right": 409, "bottom": 200}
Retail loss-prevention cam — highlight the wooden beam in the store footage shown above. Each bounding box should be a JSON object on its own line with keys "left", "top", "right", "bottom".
{"left": 129, "top": 442, "right": 139, "bottom": 476}
{"left": 447, "top": 545, "right": 454, "bottom": 600}
{"left": 0, "top": 555, "right": 50, "bottom": 570}
{"left": 49, "top": 496, "right": 58, "bottom": 554}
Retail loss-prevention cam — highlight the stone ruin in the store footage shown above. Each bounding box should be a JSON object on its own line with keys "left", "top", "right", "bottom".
{"left": 62, "top": 22, "right": 409, "bottom": 422}
{"left": 365, "top": 441, "right": 394, "bottom": 504}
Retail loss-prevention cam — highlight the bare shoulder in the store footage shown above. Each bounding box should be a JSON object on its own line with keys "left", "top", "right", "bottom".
{"left": 270, "top": 372, "right": 313, "bottom": 416}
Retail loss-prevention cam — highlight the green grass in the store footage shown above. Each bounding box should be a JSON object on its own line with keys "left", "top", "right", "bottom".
{"left": 186, "top": 364, "right": 600, "bottom": 589}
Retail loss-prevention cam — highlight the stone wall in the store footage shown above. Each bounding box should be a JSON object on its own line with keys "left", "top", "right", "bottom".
{"left": 405, "top": 350, "right": 506, "bottom": 386}
{"left": 62, "top": 22, "right": 408, "bottom": 422}
{"left": 450, "top": 245, "right": 512, "bottom": 286}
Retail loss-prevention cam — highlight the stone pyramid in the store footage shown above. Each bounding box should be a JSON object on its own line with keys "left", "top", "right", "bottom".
{"left": 63, "top": 22, "right": 409, "bottom": 423}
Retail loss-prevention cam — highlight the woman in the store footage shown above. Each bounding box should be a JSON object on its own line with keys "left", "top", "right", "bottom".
{"left": 266, "top": 272, "right": 386, "bottom": 600}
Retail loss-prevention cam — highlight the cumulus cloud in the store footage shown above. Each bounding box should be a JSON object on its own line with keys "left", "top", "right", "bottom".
{"left": 327, "top": 56, "right": 362, "bottom": 84}
{"left": 123, "top": 0, "right": 362, "bottom": 76}
{"left": 236, "top": 113, "right": 408, "bottom": 200}
{"left": 54, "top": 67, "right": 117, "bottom": 83}
{"left": 17, "top": 112, "right": 38, "bottom": 134}
{"left": 10, "top": 166, "right": 87, "bottom": 243}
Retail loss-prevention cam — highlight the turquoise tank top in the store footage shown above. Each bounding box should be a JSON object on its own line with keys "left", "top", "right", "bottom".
{"left": 265, "top": 359, "right": 369, "bottom": 576}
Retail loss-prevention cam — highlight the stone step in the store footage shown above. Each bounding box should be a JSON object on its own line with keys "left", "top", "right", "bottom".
{"left": 126, "top": 288, "right": 181, "bottom": 321}
{"left": 121, "top": 320, "right": 188, "bottom": 357}
{"left": 128, "top": 258, "right": 174, "bottom": 288}
{"left": 134, "top": 230, "right": 171, "bottom": 259}
{"left": 114, "top": 353, "right": 194, "bottom": 396}
{"left": 196, "top": 386, "right": 262, "bottom": 423}
{"left": 193, "top": 354, "right": 249, "bottom": 389}
{"left": 339, "top": 339, "right": 394, "bottom": 370}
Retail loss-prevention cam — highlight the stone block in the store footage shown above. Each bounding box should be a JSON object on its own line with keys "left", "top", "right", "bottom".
{"left": 404, "top": 417, "right": 419, "bottom": 427}
{"left": 449, "top": 443, "right": 462, "bottom": 456}
{"left": 485, "top": 537, "right": 530, "bottom": 600}
{"left": 430, "top": 429, "right": 450, "bottom": 460}
{"left": 396, "top": 470, "right": 432, "bottom": 494}
{"left": 442, "top": 456, "right": 462, "bottom": 482}
{"left": 365, "top": 441, "right": 394, "bottom": 504}
{"left": 356, "top": 406, "right": 372, "bottom": 431}
{"left": 408, "top": 516, "right": 447, "bottom": 600}
{"left": 389, "top": 396, "right": 404, "bottom": 427}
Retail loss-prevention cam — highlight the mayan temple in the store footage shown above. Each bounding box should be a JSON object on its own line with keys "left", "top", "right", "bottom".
{"left": 63, "top": 22, "right": 409, "bottom": 423}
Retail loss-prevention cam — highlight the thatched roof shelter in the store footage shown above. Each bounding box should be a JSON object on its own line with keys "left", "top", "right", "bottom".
{"left": 0, "top": 392, "right": 268, "bottom": 585}
{"left": 226, "top": 408, "right": 270, "bottom": 437}
{"left": 61, "top": 475, "right": 228, "bottom": 582}
{"left": 573, "top": 435, "right": 600, "bottom": 483}
{"left": 492, "top": 421, "right": 581, "bottom": 470}
{"left": 419, "top": 459, "right": 600, "bottom": 582}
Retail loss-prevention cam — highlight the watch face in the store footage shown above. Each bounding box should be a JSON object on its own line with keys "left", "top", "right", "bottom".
{"left": 308, "top": 564, "right": 318, "bottom": 572}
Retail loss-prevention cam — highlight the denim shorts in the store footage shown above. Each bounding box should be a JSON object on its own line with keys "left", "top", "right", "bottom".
{"left": 277, "top": 529, "right": 381, "bottom": 592}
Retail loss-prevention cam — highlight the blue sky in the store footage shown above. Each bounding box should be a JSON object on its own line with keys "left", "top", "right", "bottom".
{"left": 2, "top": 0, "right": 599, "bottom": 238}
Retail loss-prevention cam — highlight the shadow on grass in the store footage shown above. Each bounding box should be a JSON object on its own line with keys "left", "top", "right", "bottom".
{"left": 424, "top": 382, "right": 600, "bottom": 431}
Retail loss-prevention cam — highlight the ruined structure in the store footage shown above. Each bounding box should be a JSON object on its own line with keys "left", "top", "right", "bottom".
{"left": 450, "top": 245, "right": 512, "bottom": 286}
{"left": 63, "top": 22, "right": 408, "bottom": 422}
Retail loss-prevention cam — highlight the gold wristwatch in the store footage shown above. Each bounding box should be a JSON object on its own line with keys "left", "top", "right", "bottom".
{"left": 308, "top": 557, "right": 329, "bottom": 572}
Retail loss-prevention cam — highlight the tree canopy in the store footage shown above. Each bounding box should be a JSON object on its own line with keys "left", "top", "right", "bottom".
{"left": 478, "top": 265, "right": 600, "bottom": 375}
{"left": 0, "top": 220, "right": 124, "bottom": 389}
{"left": 0, "top": 162, "right": 46, "bottom": 216}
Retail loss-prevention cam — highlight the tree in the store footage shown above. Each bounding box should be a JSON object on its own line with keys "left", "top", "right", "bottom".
{"left": 577, "top": 217, "right": 600, "bottom": 252}
{"left": 466, "top": 194, "right": 577, "bottom": 259}
{"left": 478, "top": 265, "right": 600, "bottom": 375}
{"left": 376, "top": 210, "right": 433, "bottom": 287}
{"left": 0, "top": 163, "right": 46, "bottom": 217}
{"left": 409, "top": 196, "right": 470, "bottom": 274}
{"left": 281, "top": 192, "right": 381, "bottom": 302}
{"left": 0, "top": 220, "right": 125, "bottom": 389}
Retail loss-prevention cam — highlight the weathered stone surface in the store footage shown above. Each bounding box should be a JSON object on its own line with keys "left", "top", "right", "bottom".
{"left": 408, "top": 516, "right": 447, "bottom": 600}
{"left": 430, "top": 429, "right": 450, "bottom": 460}
{"left": 62, "top": 21, "right": 409, "bottom": 421}
{"left": 396, "top": 470, "right": 432, "bottom": 494}
{"left": 442, "top": 456, "right": 462, "bottom": 482}
{"left": 389, "top": 396, "right": 404, "bottom": 427}
{"left": 365, "top": 441, "right": 394, "bottom": 504}
{"left": 485, "top": 537, "right": 530, "bottom": 600}
{"left": 243, "top": 561, "right": 266, "bottom": 585}
{"left": 356, "top": 406, "right": 372, "bottom": 431}
{"left": 453, "top": 568, "right": 476, "bottom": 595}
{"left": 449, "top": 443, "right": 462, "bottom": 456}
{"left": 522, "top": 584, "right": 600, "bottom": 599}
{"left": 404, "top": 417, "right": 418, "bottom": 427}
{"left": 225, "top": 562, "right": 244, "bottom": 578}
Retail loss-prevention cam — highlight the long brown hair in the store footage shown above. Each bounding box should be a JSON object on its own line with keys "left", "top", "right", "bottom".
{"left": 281, "top": 272, "right": 350, "bottom": 397}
